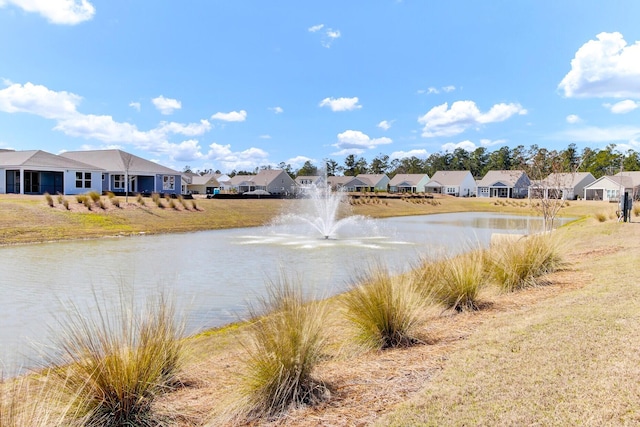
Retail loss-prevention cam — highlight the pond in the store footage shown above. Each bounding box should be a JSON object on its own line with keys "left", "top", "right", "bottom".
{"left": 0, "top": 212, "right": 570, "bottom": 375}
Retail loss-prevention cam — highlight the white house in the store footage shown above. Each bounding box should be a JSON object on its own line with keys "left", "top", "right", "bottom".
{"left": 424, "top": 171, "right": 476, "bottom": 197}
{"left": 0, "top": 149, "right": 103, "bottom": 195}
{"left": 476, "top": 170, "right": 530, "bottom": 198}
{"left": 528, "top": 172, "right": 596, "bottom": 200}
{"left": 584, "top": 175, "right": 633, "bottom": 202}
{"left": 185, "top": 174, "right": 220, "bottom": 195}
{"left": 388, "top": 174, "right": 430, "bottom": 193}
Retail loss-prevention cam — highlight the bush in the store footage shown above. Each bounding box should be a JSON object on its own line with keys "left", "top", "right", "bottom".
{"left": 47, "top": 290, "right": 184, "bottom": 426}
{"left": 237, "top": 275, "right": 328, "bottom": 419}
{"left": 111, "top": 197, "right": 121, "bottom": 208}
{"left": 137, "top": 193, "right": 146, "bottom": 206}
{"left": 417, "top": 249, "right": 488, "bottom": 312}
{"left": 44, "top": 193, "right": 54, "bottom": 207}
{"left": 489, "top": 234, "right": 563, "bottom": 292}
{"left": 594, "top": 212, "right": 607, "bottom": 222}
{"left": 342, "top": 265, "right": 425, "bottom": 350}
{"left": 88, "top": 191, "right": 101, "bottom": 203}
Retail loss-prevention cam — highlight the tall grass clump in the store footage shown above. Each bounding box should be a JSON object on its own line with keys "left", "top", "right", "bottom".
{"left": 342, "top": 265, "right": 425, "bottom": 350}
{"left": 235, "top": 275, "right": 328, "bottom": 420}
{"left": 110, "top": 196, "right": 121, "bottom": 208}
{"left": 416, "top": 248, "right": 488, "bottom": 312}
{"left": 88, "top": 191, "right": 101, "bottom": 203}
{"left": 44, "top": 193, "right": 54, "bottom": 207}
{"left": 594, "top": 211, "right": 607, "bottom": 222}
{"left": 47, "top": 290, "right": 184, "bottom": 427}
{"left": 489, "top": 234, "right": 563, "bottom": 292}
{"left": 136, "top": 193, "right": 146, "bottom": 206}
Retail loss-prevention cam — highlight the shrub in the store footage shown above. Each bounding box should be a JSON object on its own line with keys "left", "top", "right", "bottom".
{"left": 44, "top": 193, "right": 54, "bottom": 207}
{"left": 47, "top": 290, "right": 184, "bottom": 427}
{"left": 418, "top": 249, "right": 488, "bottom": 312}
{"left": 56, "top": 193, "right": 64, "bottom": 204}
{"left": 111, "top": 197, "right": 121, "bottom": 208}
{"left": 594, "top": 212, "right": 607, "bottom": 222}
{"left": 191, "top": 199, "right": 198, "bottom": 210}
{"left": 237, "top": 276, "right": 328, "bottom": 419}
{"left": 98, "top": 199, "right": 106, "bottom": 210}
{"left": 634, "top": 204, "right": 640, "bottom": 217}
{"left": 63, "top": 199, "right": 70, "bottom": 210}
{"left": 83, "top": 197, "right": 92, "bottom": 210}
{"left": 168, "top": 198, "right": 177, "bottom": 210}
{"left": 137, "top": 193, "right": 146, "bottom": 206}
{"left": 76, "top": 195, "right": 85, "bottom": 204}
{"left": 489, "top": 234, "right": 563, "bottom": 292}
{"left": 88, "top": 191, "right": 101, "bottom": 203}
{"left": 342, "top": 265, "right": 425, "bottom": 350}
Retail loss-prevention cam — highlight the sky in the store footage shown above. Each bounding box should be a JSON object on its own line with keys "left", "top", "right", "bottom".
{"left": 1, "top": 1, "right": 640, "bottom": 174}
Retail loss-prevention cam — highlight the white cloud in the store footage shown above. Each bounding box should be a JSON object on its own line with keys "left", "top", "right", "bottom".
{"left": 377, "top": 120, "right": 392, "bottom": 131}
{"left": 2, "top": 78, "right": 13, "bottom": 86}
{"left": 0, "top": 0, "right": 95, "bottom": 24}
{"left": 442, "top": 85, "right": 456, "bottom": 92}
{"left": 205, "top": 142, "right": 269, "bottom": 171}
{"left": 286, "top": 155, "right": 314, "bottom": 169}
{"left": 480, "top": 138, "right": 506, "bottom": 147}
{"left": 129, "top": 102, "right": 140, "bottom": 112}
{"left": 308, "top": 23, "right": 341, "bottom": 48}
{"left": 319, "top": 97, "right": 361, "bottom": 112}
{"left": 156, "top": 120, "right": 211, "bottom": 136}
{"left": 390, "top": 149, "right": 429, "bottom": 159}
{"left": 603, "top": 99, "right": 639, "bottom": 114}
{"left": 156, "top": 139, "right": 203, "bottom": 163}
{"left": 211, "top": 110, "right": 247, "bottom": 122}
{"left": 331, "top": 130, "right": 392, "bottom": 155}
{"left": 558, "top": 32, "right": 640, "bottom": 99}
{"left": 555, "top": 125, "right": 640, "bottom": 143}
{"left": 269, "top": 106, "right": 283, "bottom": 114}
{"left": 442, "top": 140, "right": 477, "bottom": 152}
{"left": 418, "top": 100, "right": 527, "bottom": 137}
{"left": 0, "top": 82, "right": 81, "bottom": 119}
{"left": 418, "top": 86, "right": 455, "bottom": 95}
{"left": 152, "top": 95, "right": 181, "bottom": 115}
{"left": 259, "top": 134, "right": 271, "bottom": 139}
{"left": 566, "top": 114, "right": 581, "bottom": 124}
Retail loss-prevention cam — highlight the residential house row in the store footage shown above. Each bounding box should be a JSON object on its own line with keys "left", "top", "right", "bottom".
{"left": 2, "top": 148, "right": 637, "bottom": 201}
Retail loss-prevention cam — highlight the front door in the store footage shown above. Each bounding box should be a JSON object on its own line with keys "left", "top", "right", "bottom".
{"left": 24, "top": 171, "right": 40, "bottom": 194}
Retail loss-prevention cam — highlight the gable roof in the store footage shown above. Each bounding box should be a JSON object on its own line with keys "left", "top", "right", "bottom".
{"left": 254, "top": 169, "right": 293, "bottom": 185}
{"left": 615, "top": 171, "right": 640, "bottom": 187}
{"left": 228, "top": 174, "right": 256, "bottom": 186}
{"left": 389, "top": 174, "right": 429, "bottom": 187}
{"left": 477, "top": 170, "right": 528, "bottom": 187}
{"left": 355, "top": 174, "right": 388, "bottom": 186}
{"left": 426, "top": 171, "right": 472, "bottom": 186}
{"left": 61, "top": 149, "right": 178, "bottom": 175}
{"left": 586, "top": 175, "right": 634, "bottom": 189}
{"left": 0, "top": 149, "right": 102, "bottom": 170}
{"left": 326, "top": 176, "right": 352, "bottom": 187}
{"left": 188, "top": 174, "right": 219, "bottom": 186}
{"left": 541, "top": 172, "right": 595, "bottom": 188}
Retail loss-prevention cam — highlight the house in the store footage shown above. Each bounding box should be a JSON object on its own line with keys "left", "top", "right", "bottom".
{"left": 326, "top": 176, "right": 353, "bottom": 191}
{"left": 352, "top": 174, "right": 390, "bottom": 192}
{"left": 615, "top": 171, "right": 640, "bottom": 199}
{"left": 528, "top": 172, "right": 596, "bottom": 200}
{"left": 388, "top": 174, "right": 431, "bottom": 193}
{"left": 253, "top": 169, "right": 296, "bottom": 195}
{"left": 295, "top": 175, "right": 325, "bottom": 188}
{"left": 185, "top": 173, "right": 220, "bottom": 195}
{"left": 0, "top": 149, "right": 103, "bottom": 195}
{"left": 424, "top": 171, "right": 476, "bottom": 197}
{"left": 476, "top": 170, "right": 530, "bottom": 198}
{"left": 583, "top": 175, "right": 634, "bottom": 202}
{"left": 61, "top": 149, "right": 182, "bottom": 196}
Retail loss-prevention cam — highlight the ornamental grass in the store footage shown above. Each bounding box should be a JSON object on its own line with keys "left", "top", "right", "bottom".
{"left": 235, "top": 275, "right": 329, "bottom": 420}
{"left": 489, "top": 233, "right": 563, "bottom": 292}
{"left": 342, "top": 265, "right": 426, "bottom": 350}
{"left": 46, "top": 290, "right": 184, "bottom": 427}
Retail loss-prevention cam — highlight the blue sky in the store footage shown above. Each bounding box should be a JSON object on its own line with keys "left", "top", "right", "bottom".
{"left": 1, "top": 1, "right": 640, "bottom": 174}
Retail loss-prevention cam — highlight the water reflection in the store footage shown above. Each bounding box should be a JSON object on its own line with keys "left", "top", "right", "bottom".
{"left": 0, "top": 212, "right": 570, "bottom": 375}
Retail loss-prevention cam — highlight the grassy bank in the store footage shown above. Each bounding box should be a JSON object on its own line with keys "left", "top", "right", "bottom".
{"left": 1, "top": 193, "right": 633, "bottom": 425}
{"left": 0, "top": 193, "right": 610, "bottom": 245}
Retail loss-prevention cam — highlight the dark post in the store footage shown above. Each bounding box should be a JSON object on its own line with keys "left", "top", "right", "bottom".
{"left": 623, "top": 192, "right": 631, "bottom": 222}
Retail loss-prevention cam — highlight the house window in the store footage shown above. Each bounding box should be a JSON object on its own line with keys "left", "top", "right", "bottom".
{"left": 163, "top": 175, "right": 175, "bottom": 190}
{"left": 76, "top": 172, "right": 91, "bottom": 188}
{"left": 113, "top": 174, "right": 125, "bottom": 189}
{"left": 480, "top": 187, "right": 489, "bottom": 194}
{"left": 446, "top": 187, "right": 456, "bottom": 194}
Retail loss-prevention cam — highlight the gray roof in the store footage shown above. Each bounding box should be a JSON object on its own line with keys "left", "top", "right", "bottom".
{"left": 477, "top": 170, "right": 527, "bottom": 187}
{"left": 188, "top": 174, "right": 219, "bottom": 186}
{"left": 228, "top": 174, "right": 255, "bottom": 186}
{"left": 615, "top": 171, "right": 640, "bottom": 187}
{"left": 61, "top": 149, "right": 179, "bottom": 175}
{"left": 541, "top": 172, "right": 595, "bottom": 188}
{"left": 426, "top": 171, "right": 471, "bottom": 187}
{"left": 389, "top": 174, "right": 429, "bottom": 186}
{"left": 0, "top": 149, "right": 102, "bottom": 170}
{"left": 355, "top": 174, "right": 388, "bottom": 186}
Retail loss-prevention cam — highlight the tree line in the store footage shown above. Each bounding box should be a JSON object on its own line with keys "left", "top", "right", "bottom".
{"left": 186, "top": 143, "right": 640, "bottom": 180}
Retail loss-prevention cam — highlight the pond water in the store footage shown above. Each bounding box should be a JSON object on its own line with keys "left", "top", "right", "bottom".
{"left": 0, "top": 212, "right": 570, "bottom": 375}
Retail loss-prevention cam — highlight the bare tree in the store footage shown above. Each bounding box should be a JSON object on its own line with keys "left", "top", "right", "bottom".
{"left": 120, "top": 151, "right": 135, "bottom": 204}
{"left": 527, "top": 150, "right": 577, "bottom": 233}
